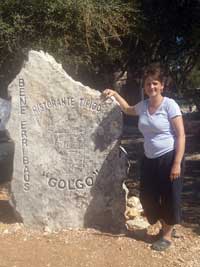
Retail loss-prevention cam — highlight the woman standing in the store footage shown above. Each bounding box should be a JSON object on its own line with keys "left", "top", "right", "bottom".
{"left": 102, "top": 63, "right": 185, "bottom": 251}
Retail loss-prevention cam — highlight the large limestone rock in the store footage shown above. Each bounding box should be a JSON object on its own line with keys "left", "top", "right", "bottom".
{"left": 7, "top": 50, "right": 126, "bottom": 231}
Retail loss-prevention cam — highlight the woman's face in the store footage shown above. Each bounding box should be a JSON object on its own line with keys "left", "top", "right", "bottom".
{"left": 144, "top": 75, "right": 164, "bottom": 98}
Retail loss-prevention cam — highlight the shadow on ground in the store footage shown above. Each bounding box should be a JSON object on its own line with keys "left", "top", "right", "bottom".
{"left": 0, "top": 200, "right": 19, "bottom": 224}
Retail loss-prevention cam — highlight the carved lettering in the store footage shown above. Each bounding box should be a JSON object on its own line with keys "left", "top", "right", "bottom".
{"left": 32, "top": 96, "right": 101, "bottom": 114}
{"left": 19, "top": 79, "right": 30, "bottom": 191}
{"left": 32, "top": 97, "right": 76, "bottom": 114}
{"left": 46, "top": 172, "right": 97, "bottom": 191}
{"left": 19, "top": 78, "right": 27, "bottom": 114}
{"left": 79, "top": 97, "right": 101, "bottom": 112}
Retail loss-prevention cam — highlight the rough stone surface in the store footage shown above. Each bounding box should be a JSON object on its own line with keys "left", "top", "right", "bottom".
{"left": 7, "top": 50, "right": 126, "bottom": 232}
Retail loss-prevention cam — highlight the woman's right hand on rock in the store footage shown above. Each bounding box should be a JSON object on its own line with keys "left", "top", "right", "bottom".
{"left": 101, "top": 89, "right": 116, "bottom": 99}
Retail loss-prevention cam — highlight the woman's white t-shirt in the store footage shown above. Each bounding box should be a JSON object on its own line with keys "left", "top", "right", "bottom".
{"left": 134, "top": 97, "right": 182, "bottom": 159}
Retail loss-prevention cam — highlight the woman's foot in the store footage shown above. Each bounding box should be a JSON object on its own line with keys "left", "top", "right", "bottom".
{"left": 156, "top": 228, "right": 176, "bottom": 240}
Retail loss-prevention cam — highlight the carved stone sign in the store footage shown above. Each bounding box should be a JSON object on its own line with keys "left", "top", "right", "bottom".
{"left": 7, "top": 50, "right": 125, "bottom": 231}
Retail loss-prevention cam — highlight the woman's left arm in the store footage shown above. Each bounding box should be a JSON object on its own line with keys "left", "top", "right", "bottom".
{"left": 170, "top": 116, "right": 185, "bottom": 180}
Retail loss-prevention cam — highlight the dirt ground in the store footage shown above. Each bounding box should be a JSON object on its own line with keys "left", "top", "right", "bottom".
{"left": 0, "top": 115, "right": 199, "bottom": 267}
{"left": 0, "top": 222, "right": 199, "bottom": 267}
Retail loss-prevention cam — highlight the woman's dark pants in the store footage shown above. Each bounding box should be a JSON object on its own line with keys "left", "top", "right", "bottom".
{"left": 140, "top": 150, "right": 184, "bottom": 226}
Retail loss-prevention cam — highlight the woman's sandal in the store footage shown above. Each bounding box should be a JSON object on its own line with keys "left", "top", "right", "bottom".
{"left": 151, "top": 237, "right": 171, "bottom": 251}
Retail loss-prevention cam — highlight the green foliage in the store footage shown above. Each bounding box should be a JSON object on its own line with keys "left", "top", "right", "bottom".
{"left": 187, "top": 64, "right": 200, "bottom": 89}
{"left": 0, "top": 0, "right": 140, "bottom": 91}
{"left": 125, "top": 0, "right": 200, "bottom": 90}
{"left": 0, "top": 0, "right": 199, "bottom": 95}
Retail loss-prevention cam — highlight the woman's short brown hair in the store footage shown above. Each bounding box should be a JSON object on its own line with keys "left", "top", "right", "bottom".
{"left": 143, "top": 62, "right": 166, "bottom": 84}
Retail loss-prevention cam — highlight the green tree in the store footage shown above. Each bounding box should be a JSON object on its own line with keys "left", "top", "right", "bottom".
{"left": 121, "top": 0, "right": 200, "bottom": 98}
{"left": 0, "top": 0, "right": 140, "bottom": 94}
{"left": 0, "top": 0, "right": 200, "bottom": 99}
{"left": 184, "top": 63, "right": 200, "bottom": 111}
